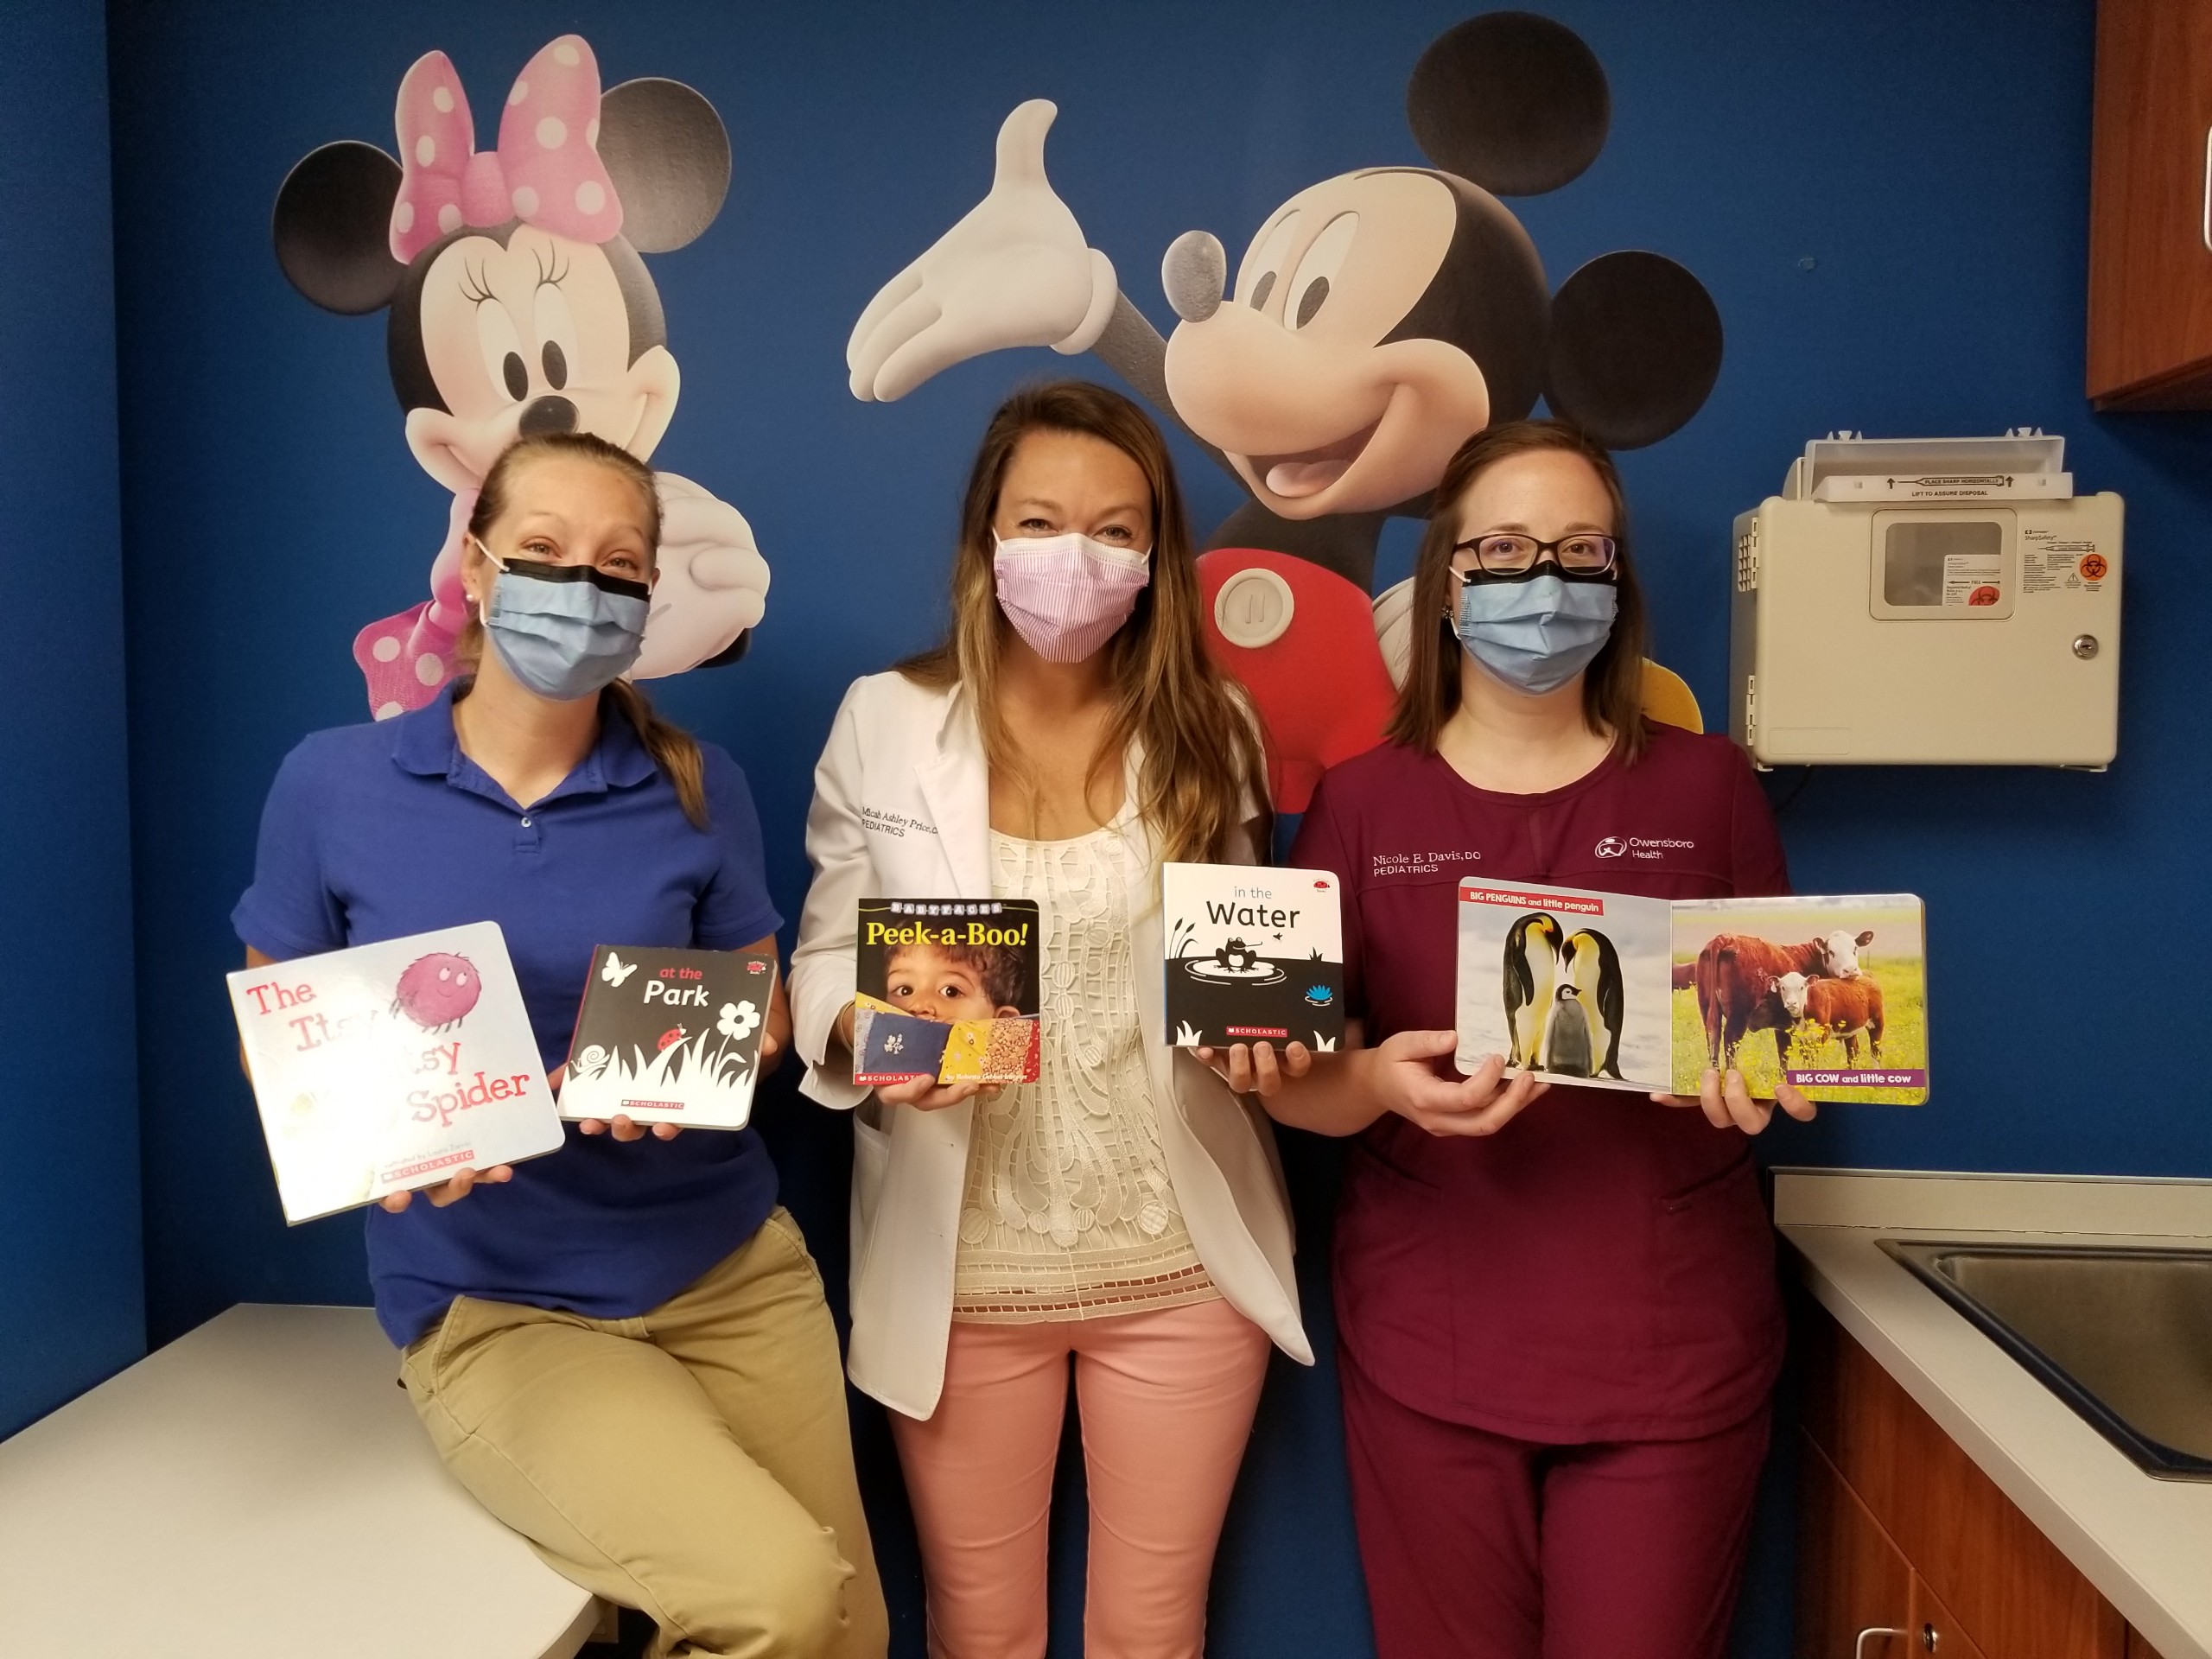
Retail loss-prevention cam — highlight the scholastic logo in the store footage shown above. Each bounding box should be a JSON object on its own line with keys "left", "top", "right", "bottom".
{"left": 1594, "top": 835, "right": 1694, "bottom": 862}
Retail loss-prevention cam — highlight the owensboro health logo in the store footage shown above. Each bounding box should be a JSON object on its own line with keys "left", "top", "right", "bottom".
{"left": 1595, "top": 835, "right": 1694, "bottom": 861}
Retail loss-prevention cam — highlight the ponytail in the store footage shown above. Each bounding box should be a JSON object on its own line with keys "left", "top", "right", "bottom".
{"left": 603, "top": 678, "right": 710, "bottom": 830}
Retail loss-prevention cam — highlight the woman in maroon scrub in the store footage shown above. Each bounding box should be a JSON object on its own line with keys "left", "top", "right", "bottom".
{"left": 1220, "top": 420, "right": 1815, "bottom": 1659}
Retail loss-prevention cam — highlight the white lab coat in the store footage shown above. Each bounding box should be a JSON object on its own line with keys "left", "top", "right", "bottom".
{"left": 790, "top": 671, "right": 1313, "bottom": 1419}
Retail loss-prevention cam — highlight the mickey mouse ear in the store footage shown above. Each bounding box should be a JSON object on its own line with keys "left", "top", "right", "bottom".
{"left": 272, "top": 142, "right": 405, "bottom": 315}
{"left": 599, "top": 79, "right": 732, "bottom": 253}
{"left": 1544, "top": 251, "right": 1724, "bottom": 450}
{"left": 1408, "top": 12, "right": 1610, "bottom": 196}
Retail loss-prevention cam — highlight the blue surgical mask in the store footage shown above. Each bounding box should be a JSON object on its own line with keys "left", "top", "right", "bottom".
{"left": 478, "top": 545, "right": 651, "bottom": 701}
{"left": 1452, "top": 572, "right": 1618, "bottom": 696}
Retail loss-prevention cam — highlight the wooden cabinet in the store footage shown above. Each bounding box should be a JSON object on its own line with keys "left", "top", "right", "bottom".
{"left": 1795, "top": 1299, "right": 2172, "bottom": 1659}
{"left": 2088, "top": 0, "right": 2212, "bottom": 406}
{"left": 1800, "top": 1440, "right": 1997, "bottom": 1659}
{"left": 1798, "top": 1443, "right": 1912, "bottom": 1659}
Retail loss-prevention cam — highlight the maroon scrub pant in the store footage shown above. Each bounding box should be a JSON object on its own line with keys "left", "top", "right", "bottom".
{"left": 1340, "top": 1345, "right": 1772, "bottom": 1659}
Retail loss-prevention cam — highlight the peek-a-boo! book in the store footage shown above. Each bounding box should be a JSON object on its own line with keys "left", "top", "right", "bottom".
{"left": 226, "top": 921, "right": 563, "bottom": 1224}
{"left": 1162, "top": 863, "right": 1345, "bottom": 1050}
{"left": 852, "top": 899, "right": 1041, "bottom": 1086}
{"left": 561, "top": 945, "right": 779, "bottom": 1128}
{"left": 1453, "top": 881, "right": 1929, "bottom": 1104}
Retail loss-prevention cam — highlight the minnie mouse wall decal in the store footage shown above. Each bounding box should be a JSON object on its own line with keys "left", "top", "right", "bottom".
{"left": 849, "top": 10, "right": 1721, "bottom": 809}
{"left": 274, "top": 35, "right": 767, "bottom": 718}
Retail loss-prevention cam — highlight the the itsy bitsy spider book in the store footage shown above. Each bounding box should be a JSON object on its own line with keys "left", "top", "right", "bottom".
{"left": 226, "top": 921, "right": 563, "bottom": 1224}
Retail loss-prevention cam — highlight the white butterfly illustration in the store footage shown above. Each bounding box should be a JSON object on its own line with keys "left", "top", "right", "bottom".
{"left": 601, "top": 952, "right": 639, "bottom": 988}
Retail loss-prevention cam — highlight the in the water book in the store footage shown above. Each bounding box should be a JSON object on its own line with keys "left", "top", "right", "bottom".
{"left": 561, "top": 944, "right": 779, "bottom": 1128}
{"left": 226, "top": 921, "right": 563, "bottom": 1224}
{"left": 1452, "top": 880, "right": 1928, "bottom": 1104}
{"left": 1162, "top": 863, "right": 1344, "bottom": 1051}
{"left": 851, "top": 899, "right": 1042, "bottom": 1086}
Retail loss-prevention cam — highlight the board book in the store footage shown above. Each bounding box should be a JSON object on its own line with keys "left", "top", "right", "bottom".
{"left": 561, "top": 944, "right": 779, "bottom": 1128}
{"left": 1162, "top": 862, "right": 1345, "bottom": 1050}
{"left": 853, "top": 899, "right": 1041, "bottom": 1086}
{"left": 1453, "top": 882, "right": 1928, "bottom": 1103}
{"left": 226, "top": 921, "right": 564, "bottom": 1224}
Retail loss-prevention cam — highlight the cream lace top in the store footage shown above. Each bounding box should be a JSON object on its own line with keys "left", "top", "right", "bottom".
{"left": 950, "top": 824, "right": 1218, "bottom": 1322}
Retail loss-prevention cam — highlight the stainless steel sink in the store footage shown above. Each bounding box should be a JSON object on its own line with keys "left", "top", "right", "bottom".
{"left": 1878, "top": 1240, "right": 2212, "bottom": 1481}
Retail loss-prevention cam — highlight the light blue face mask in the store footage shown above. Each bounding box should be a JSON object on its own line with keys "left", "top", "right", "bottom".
{"left": 1452, "top": 572, "right": 1619, "bottom": 696}
{"left": 480, "top": 551, "right": 652, "bottom": 702}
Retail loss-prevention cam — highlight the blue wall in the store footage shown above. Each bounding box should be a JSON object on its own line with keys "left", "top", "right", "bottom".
{"left": 0, "top": 0, "right": 146, "bottom": 1439}
{"left": 88, "top": 0, "right": 2212, "bottom": 1654}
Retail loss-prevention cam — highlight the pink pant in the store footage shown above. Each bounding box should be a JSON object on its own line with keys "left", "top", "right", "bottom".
{"left": 889, "top": 1297, "right": 1271, "bottom": 1659}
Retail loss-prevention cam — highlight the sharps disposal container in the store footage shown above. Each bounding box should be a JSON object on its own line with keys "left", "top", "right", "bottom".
{"left": 1730, "top": 431, "right": 2121, "bottom": 767}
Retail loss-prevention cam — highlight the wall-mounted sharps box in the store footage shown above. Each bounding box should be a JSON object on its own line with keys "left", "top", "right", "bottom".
{"left": 1731, "top": 431, "right": 2121, "bottom": 767}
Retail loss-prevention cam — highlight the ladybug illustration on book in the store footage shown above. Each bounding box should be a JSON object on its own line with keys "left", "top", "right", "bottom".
{"left": 392, "top": 951, "right": 482, "bottom": 1031}
{"left": 275, "top": 35, "right": 767, "bottom": 719}
{"left": 848, "top": 10, "right": 1721, "bottom": 808}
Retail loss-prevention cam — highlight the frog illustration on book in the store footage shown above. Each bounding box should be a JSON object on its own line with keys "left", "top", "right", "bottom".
{"left": 1195, "top": 937, "right": 1279, "bottom": 983}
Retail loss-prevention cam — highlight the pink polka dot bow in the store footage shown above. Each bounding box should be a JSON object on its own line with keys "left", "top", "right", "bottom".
{"left": 388, "top": 35, "right": 622, "bottom": 264}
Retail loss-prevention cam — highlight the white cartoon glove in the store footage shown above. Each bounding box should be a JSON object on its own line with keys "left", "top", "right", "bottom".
{"left": 631, "top": 472, "right": 771, "bottom": 681}
{"left": 847, "top": 99, "right": 1118, "bottom": 403}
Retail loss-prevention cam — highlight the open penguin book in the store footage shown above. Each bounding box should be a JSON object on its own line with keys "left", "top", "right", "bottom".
{"left": 1453, "top": 881, "right": 1928, "bottom": 1103}
{"left": 1162, "top": 863, "right": 1345, "bottom": 1051}
{"left": 227, "top": 922, "right": 564, "bottom": 1224}
{"left": 561, "top": 945, "right": 779, "bottom": 1128}
{"left": 851, "top": 899, "right": 1042, "bottom": 1086}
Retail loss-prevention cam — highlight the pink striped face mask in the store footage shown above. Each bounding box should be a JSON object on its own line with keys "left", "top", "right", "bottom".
{"left": 991, "top": 532, "right": 1153, "bottom": 663}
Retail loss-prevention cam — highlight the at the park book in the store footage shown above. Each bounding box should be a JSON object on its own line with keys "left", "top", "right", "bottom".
{"left": 1162, "top": 862, "right": 1344, "bottom": 1051}
{"left": 1452, "top": 881, "right": 1928, "bottom": 1103}
{"left": 851, "top": 898, "right": 1041, "bottom": 1086}
{"left": 561, "top": 944, "right": 779, "bottom": 1128}
{"left": 226, "top": 921, "right": 563, "bottom": 1224}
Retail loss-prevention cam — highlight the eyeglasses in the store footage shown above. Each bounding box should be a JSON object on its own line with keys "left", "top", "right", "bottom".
{"left": 1452, "top": 533, "right": 1618, "bottom": 581}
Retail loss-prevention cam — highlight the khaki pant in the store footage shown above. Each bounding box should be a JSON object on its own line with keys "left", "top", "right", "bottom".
{"left": 401, "top": 1208, "right": 889, "bottom": 1659}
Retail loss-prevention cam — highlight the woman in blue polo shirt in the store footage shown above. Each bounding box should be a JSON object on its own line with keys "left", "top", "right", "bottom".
{"left": 234, "top": 431, "right": 887, "bottom": 1659}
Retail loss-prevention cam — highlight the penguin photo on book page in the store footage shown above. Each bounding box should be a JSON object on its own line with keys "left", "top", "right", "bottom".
{"left": 1455, "top": 880, "right": 1671, "bottom": 1089}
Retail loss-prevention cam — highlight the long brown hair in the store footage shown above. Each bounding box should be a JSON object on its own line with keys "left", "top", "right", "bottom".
{"left": 900, "top": 381, "right": 1268, "bottom": 862}
{"left": 1385, "top": 419, "right": 1649, "bottom": 761}
{"left": 458, "top": 431, "right": 711, "bottom": 829}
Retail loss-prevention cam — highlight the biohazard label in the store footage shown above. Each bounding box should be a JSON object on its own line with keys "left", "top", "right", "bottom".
{"left": 1943, "top": 551, "right": 2003, "bottom": 606}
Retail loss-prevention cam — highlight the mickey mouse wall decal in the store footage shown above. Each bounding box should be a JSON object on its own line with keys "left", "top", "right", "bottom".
{"left": 274, "top": 35, "right": 768, "bottom": 718}
{"left": 849, "top": 10, "right": 1721, "bottom": 809}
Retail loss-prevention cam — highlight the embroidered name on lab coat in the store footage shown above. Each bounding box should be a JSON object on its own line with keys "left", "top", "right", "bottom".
{"left": 861, "top": 805, "right": 939, "bottom": 840}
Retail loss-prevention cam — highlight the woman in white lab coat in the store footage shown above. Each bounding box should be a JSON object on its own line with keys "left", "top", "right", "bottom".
{"left": 791, "top": 380, "right": 1309, "bottom": 1658}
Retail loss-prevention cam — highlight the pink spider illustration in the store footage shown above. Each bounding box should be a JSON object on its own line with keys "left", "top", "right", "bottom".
{"left": 393, "top": 952, "right": 482, "bottom": 1031}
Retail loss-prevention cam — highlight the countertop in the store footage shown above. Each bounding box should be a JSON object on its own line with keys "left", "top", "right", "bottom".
{"left": 0, "top": 1303, "right": 598, "bottom": 1659}
{"left": 1776, "top": 1168, "right": 2212, "bottom": 1659}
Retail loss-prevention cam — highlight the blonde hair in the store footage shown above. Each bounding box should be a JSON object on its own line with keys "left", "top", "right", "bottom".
{"left": 459, "top": 432, "right": 710, "bottom": 829}
{"left": 1385, "top": 418, "right": 1649, "bottom": 761}
{"left": 900, "top": 381, "right": 1268, "bottom": 863}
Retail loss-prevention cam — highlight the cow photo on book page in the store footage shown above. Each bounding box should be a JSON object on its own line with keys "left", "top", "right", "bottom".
{"left": 1671, "top": 894, "right": 1928, "bottom": 1104}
